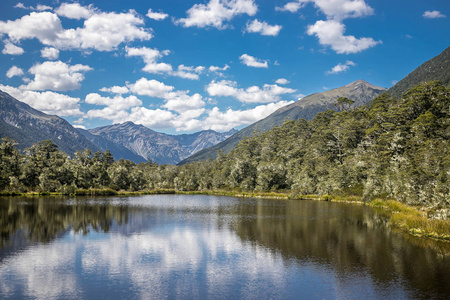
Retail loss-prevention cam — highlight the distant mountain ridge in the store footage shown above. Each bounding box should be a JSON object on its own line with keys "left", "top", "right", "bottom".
{"left": 76, "top": 127, "right": 147, "bottom": 163}
{"left": 84, "top": 122, "right": 237, "bottom": 164}
{"left": 0, "top": 90, "right": 99, "bottom": 155}
{"left": 3, "top": 47, "right": 448, "bottom": 165}
{"left": 0, "top": 90, "right": 237, "bottom": 164}
{"left": 388, "top": 46, "right": 450, "bottom": 98}
{"left": 180, "top": 79, "right": 387, "bottom": 164}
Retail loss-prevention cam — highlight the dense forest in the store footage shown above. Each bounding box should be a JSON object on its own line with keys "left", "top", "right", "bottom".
{"left": 1, "top": 81, "right": 449, "bottom": 207}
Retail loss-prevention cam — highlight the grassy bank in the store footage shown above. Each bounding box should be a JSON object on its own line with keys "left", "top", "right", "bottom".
{"left": 324, "top": 194, "right": 450, "bottom": 242}
{"left": 0, "top": 188, "right": 177, "bottom": 197}
{"left": 369, "top": 199, "right": 450, "bottom": 241}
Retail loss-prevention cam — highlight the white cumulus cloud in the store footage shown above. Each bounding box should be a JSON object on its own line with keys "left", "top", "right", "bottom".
{"left": 126, "top": 107, "right": 177, "bottom": 129}
{"left": 122, "top": 100, "right": 293, "bottom": 132}
{"left": 0, "top": 12, "right": 66, "bottom": 45}
{"left": 100, "top": 86, "right": 130, "bottom": 94}
{"left": 277, "top": 1, "right": 379, "bottom": 54}
{"left": 55, "top": 11, "right": 152, "bottom": 51}
{"left": 239, "top": 54, "right": 268, "bottom": 68}
{"left": 82, "top": 76, "right": 297, "bottom": 131}
{"left": 326, "top": 60, "right": 356, "bottom": 74}
{"left": 276, "top": 2, "right": 303, "bottom": 13}
{"left": 24, "top": 61, "right": 92, "bottom": 91}
{"left": 85, "top": 93, "right": 147, "bottom": 124}
{"left": 55, "top": 3, "right": 95, "bottom": 19}
{"left": 307, "top": 20, "right": 380, "bottom": 54}
{"left": 147, "top": 9, "right": 169, "bottom": 21}
{"left": 126, "top": 46, "right": 171, "bottom": 73}
{"left": 6, "top": 66, "right": 24, "bottom": 78}
{"left": 176, "top": 0, "right": 258, "bottom": 29}
{"left": 2, "top": 41, "right": 24, "bottom": 55}
{"left": 41, "top": 47, "right": 59, "bottom": 59}
{"left": 277, "top": 0, "right": 374, "bottom": 20}
{"left": 202, "top": 101, "right": 293, "bottom": 131}
{"left": 173, "top": 65, "right": 205, "bottom": 80}
{"left": 0, "top": 10, "right": 152, "bottom": 52}
{"left": 125, "top": 46, "right": 171, "bottom": 72}
{"left": 84, "top": 76, "right": 295, "bottom": 132}
{"left": 128, "top": 78, "right": 206, "bottom": 115}
{"left": 127, "top": 78, "right": 174, "bottom": 98}
{"left": 245, "top": 19, "right": 282, "bottom": 36}
{"left": 86, "top": 93, "right": 142, "bottom": 110}
{"left": 207, "top": 80, "right": 296, "bottom": 103}
{"left": 423, "top": 10, "right": 446, "bottom": 19}
{"left": 209, "top": 64, "right": 230, "bottom": 73}
{"left": 126, "top": 46, "right": 204, "bottom": 80}
{"left": 0, "top": 84, "right": 83, "bottom": 116}
{"left": 275, "top": 78, "right": 290, "bottom": 85}
{"left": 162, "top": 91, "right": 206, "bottom": 114}
{"left": 14, "top": 3, "right": 52, "bottom": 11}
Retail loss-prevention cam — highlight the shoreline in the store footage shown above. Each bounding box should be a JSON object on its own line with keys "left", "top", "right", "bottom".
{"left": 1, "top": 188, "right": 449, "bottom": 242}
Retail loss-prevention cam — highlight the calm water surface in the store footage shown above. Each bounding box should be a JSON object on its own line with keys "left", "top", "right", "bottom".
{"left": 0, "top": 195, "right": 449, "bottom": 299}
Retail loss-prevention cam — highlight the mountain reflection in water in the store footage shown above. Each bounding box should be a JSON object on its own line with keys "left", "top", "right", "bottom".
{"left": 0, "top": 195, "right": 449, "bottom": 299}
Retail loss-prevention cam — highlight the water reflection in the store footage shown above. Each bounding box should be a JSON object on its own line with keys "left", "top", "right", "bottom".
{"left": 0, "top": 197, "right": 129, "bottom": 249}
{"left": 0, "top": 195, "right": 449, "bottom": 299}
{"left": 229, "top": 199, "right": 450, "bottom": 298}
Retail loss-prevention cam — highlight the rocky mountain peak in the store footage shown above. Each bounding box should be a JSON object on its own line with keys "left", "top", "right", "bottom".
{"left": 85, "top": 122, "right": 237, "bottom": 164}
{"left": 345, "top": 79, "right": 385, "bottom": 91}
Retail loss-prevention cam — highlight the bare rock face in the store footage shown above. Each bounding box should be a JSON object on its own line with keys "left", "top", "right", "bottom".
{"left": 86, "top": 122, "right": 237, "bottom": 164}
{"left": 181, "top": 80, "right": 387, "bottom": 164}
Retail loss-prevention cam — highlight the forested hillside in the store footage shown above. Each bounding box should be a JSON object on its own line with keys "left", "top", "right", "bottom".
{"left": 202, "top": 81, "right": 449, "bottom": 206}
{"left": 181, "top": 80, "right": 386, "bottom": 164}
{"left": 1, "top": 82, "right": 449, "bottom": 207}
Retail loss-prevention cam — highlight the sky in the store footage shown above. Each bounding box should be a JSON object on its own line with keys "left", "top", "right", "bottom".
{"left": 0, "top": 0, "right": 449, "bottom": 134}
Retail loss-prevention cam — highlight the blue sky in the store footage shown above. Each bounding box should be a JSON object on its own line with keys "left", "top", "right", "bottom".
{"left": 0, "top": 0, "right": 449, "bottom": 134}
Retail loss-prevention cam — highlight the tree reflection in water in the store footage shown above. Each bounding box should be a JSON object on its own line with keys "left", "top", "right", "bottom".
{"left": 0, "top": 195, "right": 449, "bottom": 299}
{"left": 228, "top": 199, "right": 450, "bottom": 298}
{"left": 0, "top": 196, "right": 129, "bottom": 248}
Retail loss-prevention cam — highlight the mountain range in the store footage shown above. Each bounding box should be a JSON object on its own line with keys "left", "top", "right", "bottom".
{"left": 80, "top": 122, "right": 237, "bottom": 164}
{"left": 0, "top": 91, "right": 236, "bottom": 164}
{"left": 1, "top": 47, "right": 448, "bottom": 165}
{"left": 180, "top": 79, "right": 387, "bottom": 164}
{"left": 180, "top": 46, "right": 450, "bottom": 164}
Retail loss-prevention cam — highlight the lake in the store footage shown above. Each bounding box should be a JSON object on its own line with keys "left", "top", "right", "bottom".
{"left": 0, "top": 195, "right": 449, "bottom": 299}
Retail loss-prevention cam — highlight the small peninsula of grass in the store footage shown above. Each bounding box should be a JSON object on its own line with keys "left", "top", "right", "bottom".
{"left": 370, "top": 199, "right": 450, "bottom": 241}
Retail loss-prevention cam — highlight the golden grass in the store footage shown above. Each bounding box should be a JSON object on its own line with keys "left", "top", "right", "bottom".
{"left": 178, "top": 190, "right": 291, "bottom": 199}
{"left": 370, "top": 199, "right": 450, "bottom": 241}
{"left": 329, "top": 195, "right": 363, "bottom": 203}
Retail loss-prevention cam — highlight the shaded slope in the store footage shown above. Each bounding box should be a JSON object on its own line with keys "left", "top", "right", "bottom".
{"left": 388, "top": 46, "right": 450, "bottom": 98}
{"left": 0, "top": 91, "right": 99, "bottom": 155}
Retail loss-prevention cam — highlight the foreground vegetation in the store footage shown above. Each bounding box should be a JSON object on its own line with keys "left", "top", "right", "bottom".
{"left": 1, "top": 81, "right": 449, "bottom": 238}
{"left": 369, "top": 199, "right": 450, "bottom": 241}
